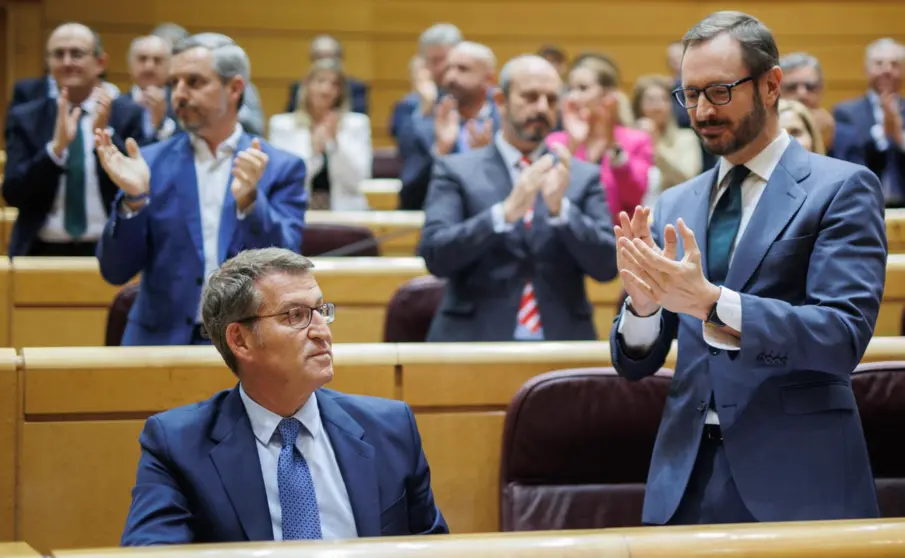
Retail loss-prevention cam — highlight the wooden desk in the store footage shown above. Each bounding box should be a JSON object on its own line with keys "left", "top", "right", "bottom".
{"left": 0, "top": 543, "right": 40, "bottom": 558}
{"left": 887, "top": 209, "right": 905, "bottom": 253}
{"left": 306, "top": 210, "right": 423, "bottom": 257}
{"left": 47, "top": 519, "right": 905, "bottom": 558}
{"left": 14, "top": 339, "right": 905, "bottom": 550}
{"left": 0, "top": 349, "right": 23, "bottom": 541}
{"left": 361, "top": 178, "right": 401, "bottom": 211}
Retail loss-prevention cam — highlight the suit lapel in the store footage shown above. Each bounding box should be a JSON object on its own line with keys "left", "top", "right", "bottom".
{"left": 217, "top": 133, "right": 248, "bottom": 264}
{"left": 316, "top": 391, "right": 381, "bottom": 538}
{"left": 723, "top": 141, "right": 809, "bottom": 292}
{"left": 173, "top": 135, "right": 205, "bottom": 262}
{"left": 686, "top": 168, "right": 719, "bottom": 280}
{"left": 209, "top": 387, "right": 273, "bottom": 541}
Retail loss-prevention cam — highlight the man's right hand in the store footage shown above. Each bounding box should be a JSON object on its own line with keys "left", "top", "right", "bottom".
{"left": 502, "top": 155, "right": 554, "bottom": 223}
{"left": 615, "top": 207, "right": 662, "bottom": 316}
{"left": 94, "top": 129, "right": 150, "bottom": 203}
{"left": 50, "top": 87, "right": 83, "bottom": 159}
{"left": 433, "top": 97, "right": 459, "bottom": 156}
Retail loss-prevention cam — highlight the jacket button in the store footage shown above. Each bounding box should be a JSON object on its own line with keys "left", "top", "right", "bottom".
{"left": 196, "top": 277, "right": 203, "bottom": 286}
{"left": 709, "top": 347, "right": 720, "bottom": 356}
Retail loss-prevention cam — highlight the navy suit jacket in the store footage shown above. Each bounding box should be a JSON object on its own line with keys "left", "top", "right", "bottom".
{"left": 286, "top": 78, "right": 368, "bottom": 115}
{"left": 95, "top": 132, "right": 308, "bottom": 345}
{"left": 9, "top": 76, "right": 51, "bottom": 108}
{"left": 3, "top": 95, "right": 146, "bottom": 256}
{"left": 610, "top": 140, "right": 885, "bottom": 524}
{"left": 419, "top": 142, "right": 618, "bottom": 342}
{"left": 833, "top": 95, "right": 905, "bottom": 203}
{"left": 121, "top": 387, "right": 448, "bottom": 545}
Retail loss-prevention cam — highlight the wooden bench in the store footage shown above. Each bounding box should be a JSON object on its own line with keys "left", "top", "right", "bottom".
{"left": 361, "top": 178, "right": 401, "bottom": 211}
{"left": 10, "top": 338, "right": 905, "bottom": 551}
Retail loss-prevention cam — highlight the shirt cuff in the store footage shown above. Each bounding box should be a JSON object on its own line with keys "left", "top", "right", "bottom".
{"left": 702, "top": 287, "right": 742, "bottom": 350}
{"left": 617, "top": 298, "right": 662, "bottom": 352}
{"left": 46, "top": 142, "right": 67, "bottom": 167}
{"left": 119, "top": 198, "right": 149, "bottom": 219}
{"left": 546, "top": 197, "right": 570, "bottom": 226}
{"left": 237, "top": 202, "right": 255, "bottom": 220}
{"left": 491, "top": 202, "right": 516, "bottom": 233}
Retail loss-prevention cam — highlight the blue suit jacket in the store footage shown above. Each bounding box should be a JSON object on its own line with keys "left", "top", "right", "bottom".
{"left": 419, "top": 142, "right": 618, "bottom": 341}
{"left": 95, "top": 132, "right": 308, "bottom": 345}
{"left": 120, "top": 387, "right": 448, "bottom": 545}
{"left": 610, "top": 140, "right": 885, "bottom": 524}
{"left": 3, "top": 95, "right": 147, "bottom": 256}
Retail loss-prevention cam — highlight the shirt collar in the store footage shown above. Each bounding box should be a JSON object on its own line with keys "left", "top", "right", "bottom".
{"left": 238, "top": 384, "right": 322, "bottom": 446}
{"left": 717, "top": 129, "right": 791, "bottom": 186}
{"left": 493, "top": 130, "right": 546, "bottom": 170}
{"left": 190, "top": 122, "right": 244, "bottom": 159}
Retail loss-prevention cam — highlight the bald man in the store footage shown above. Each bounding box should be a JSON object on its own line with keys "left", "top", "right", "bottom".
{"left": 3, "top": 23, "right": 146, "bottom": 257}
{"left": 419, "top": 55, "right": 617, "bottom": 342}
{"left": 128, "top": 35, "right": 177, "bottom": 142}
{"left": 285, "top": 35, "right": 369, "bottom": 115}
{"left": 401, "top": 41, "right": 501, "bottom": 210}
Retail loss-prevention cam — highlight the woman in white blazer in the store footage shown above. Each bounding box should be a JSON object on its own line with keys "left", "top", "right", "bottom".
{"left": 268, "top": 59, "right": 372, "bottom": 211}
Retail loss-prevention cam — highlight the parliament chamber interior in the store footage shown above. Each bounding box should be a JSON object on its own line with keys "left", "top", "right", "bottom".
{"left": 1, "top": 0, "right": 905, "bottom": 556}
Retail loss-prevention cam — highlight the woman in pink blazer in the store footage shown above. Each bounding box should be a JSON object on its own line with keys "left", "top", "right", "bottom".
{"left": 546, "top": 58, "right": 654, "bottom": 224}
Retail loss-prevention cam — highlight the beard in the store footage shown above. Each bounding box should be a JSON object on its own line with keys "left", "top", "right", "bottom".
{"left": 510, "top": 112, "right": 553, "bottom": 143}
{"left": 693, "top": 89, "right": 767, "bottom": 156}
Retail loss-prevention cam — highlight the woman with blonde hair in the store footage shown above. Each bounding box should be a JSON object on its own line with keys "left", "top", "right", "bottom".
{"left": 268, "top": 59, "right": 371, "bottom": 210}
{"left": 632, "top": 74, "right": 703, "bottom": 205}
{"left": 778, "top": 98, "right": 825, "bottom": 155}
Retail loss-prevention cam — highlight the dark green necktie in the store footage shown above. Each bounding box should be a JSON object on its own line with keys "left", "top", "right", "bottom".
{"left": 64, "top": 110, "right": 87, "bottom": 238}
{"left": 707, "top": 165, "right": 750, "bottom": 286}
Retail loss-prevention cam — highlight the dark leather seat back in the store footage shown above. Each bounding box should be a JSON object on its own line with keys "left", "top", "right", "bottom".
{"left": 852, "top": 361, "right": 905, "bottom": 517}
{"left": 372, "top": 147, "right": 401, "bottom": 180}
{"left": 301, "top": 223, "right": 379, "bottom": 257}
{"left": 383, "top": 275, "right": 445, "bottom": 342}
{"left": 500, "top": 367, "right": 672, "bottom": 531}
{"left": 105, "top": 283, "right": 140, "bottom": 346}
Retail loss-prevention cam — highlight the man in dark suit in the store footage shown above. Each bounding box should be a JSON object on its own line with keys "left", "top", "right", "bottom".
{"left": 121, "top": 247, "right": 448, "bottom": 544}
{"left": 95, "top": 33, "right": 307, "bottom": 347}
{"left": 126, "top": 34, "right": 178, "bottom": 143}
{"left": 612, "top": 11, "right": 885, "bottom": 525}
{"left": 3, "top": 23, "right": 146, "bottom": 257}
{"left": 419, "top": 54, "right": 618, "bottom": 342}
{"left": 9, "top": 75, "right": 53, "bottom": 108}
{"left": 833, "top": 38, "right": 905, "bottom": 207}
{"left": 285, "top": 35, "right": 368, "bottom": 115}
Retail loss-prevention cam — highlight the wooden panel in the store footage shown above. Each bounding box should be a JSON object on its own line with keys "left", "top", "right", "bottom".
{"left": 362, "top": 179, "right": 402, "bottom": 211}
{"left": 12, "top": 257, "right": 125, "bottom": 305}
{"left": 12, "top": 308, "right": 108, "bottom": 348}
{"left": 0, "top": 543, "right": 40, "bottom": 558}
{"left": 0, "top": 349, "right": 20, "bottom": 541}
{"left": 306, "top": 211, "right": 423, "bottom": 256}
{"left": 19, "top": 420, "right": 144, "bottom": 553}
{"left": 414, "top": 412, "right": 505, "bottom": 534}
{"left": 0, "top": 259, "right": 10, "bottom": 348}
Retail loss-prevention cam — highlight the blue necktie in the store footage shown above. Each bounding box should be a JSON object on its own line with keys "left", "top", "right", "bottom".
{"left": 707, "top": 165, "right": 750, "bottom": 286}
{"left": 277, "top": 418, "right": 322, "bottom": 540}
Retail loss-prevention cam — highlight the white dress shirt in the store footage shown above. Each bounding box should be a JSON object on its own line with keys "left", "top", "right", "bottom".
{"left": 43, "top": 96, "right": 109, "bottom": 242}
{"left": 618, "top": 130, "right": 792, "bottom": 424}
{"left": 238, "top": 386, "right": 358, "bottom": 541}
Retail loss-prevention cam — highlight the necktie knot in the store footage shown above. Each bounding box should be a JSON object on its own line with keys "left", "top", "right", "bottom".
{"left": 277, "top": 418, "right": 302, "bottom": 450}
{"left": 518, "top": 155, "right": 531, "bottom": 170}
{"left": 727, "top": 164, "right": 751, "bottom": 191}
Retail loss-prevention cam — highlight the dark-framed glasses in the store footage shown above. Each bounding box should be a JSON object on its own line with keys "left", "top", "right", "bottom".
{"left": 238, "top": 303, "right": 335, "bottom": 329}
{"left": 672, "top": 76, "right": 754, "bottom": 109}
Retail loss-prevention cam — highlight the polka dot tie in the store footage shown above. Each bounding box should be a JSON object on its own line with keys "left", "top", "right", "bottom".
{"left": 277, "top": 418, "right": 323, "bottom": 540}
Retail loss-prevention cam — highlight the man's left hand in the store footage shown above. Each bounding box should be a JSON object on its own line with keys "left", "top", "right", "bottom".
{"left": 618, "top": 217, "right": 720, "bottom": 321}
{"left": 231, "top": 138, "right": 269, "bottom": 211}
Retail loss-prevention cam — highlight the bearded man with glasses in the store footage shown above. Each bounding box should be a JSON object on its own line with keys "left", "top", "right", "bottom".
{"left": 121, "top": 247, "right": 448, "bottom": 545}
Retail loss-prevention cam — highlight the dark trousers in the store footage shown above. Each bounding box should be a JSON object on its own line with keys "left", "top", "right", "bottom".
{"left": 28, "top": 239, "right": 98, "bottom": 257}
{"left": 669, "top": 425, "right": 756, "bottom": 525}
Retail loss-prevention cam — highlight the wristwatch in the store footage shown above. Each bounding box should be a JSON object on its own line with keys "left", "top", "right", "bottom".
{"left": 625, "top": 296, "right": 658, "bottom": 318}
{"left": 706, "top": 300, "right": 725, "bottom": 327}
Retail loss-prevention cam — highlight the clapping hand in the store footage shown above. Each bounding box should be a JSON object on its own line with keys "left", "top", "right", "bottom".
{"left": 231, "top": 138, "right": 269, "bottom": 211}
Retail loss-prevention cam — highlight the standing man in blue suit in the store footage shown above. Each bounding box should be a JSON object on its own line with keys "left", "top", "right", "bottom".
{"left": 95, "top": 33, "right": 307, "bottom": 346}
{"left": 121, "top": 248, "right": 448, "bottom": 544}
{"left": 420, "top": 55, "right": 618, "bottom": 342}
{"left": 610, "top": 11, "right": 885, "bottom": 525}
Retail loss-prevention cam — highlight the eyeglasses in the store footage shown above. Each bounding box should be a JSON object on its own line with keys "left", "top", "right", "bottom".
{"left": 237, "top": 303, "right": 335, "bottom": 329}
{"left": 672, "top": 76, "right": 754, "bottom": 109}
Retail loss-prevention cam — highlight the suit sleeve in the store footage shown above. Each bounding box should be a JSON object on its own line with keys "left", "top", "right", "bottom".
{"left": 737, "top": 167, "right": 886, "bottom": 377}
{"left": 403, "top": 404, "right": 449, "bottom": 535}
{"left": 608, "top": 196, "right": 680, "bottom": 381}
{"left": 96, "top": 190, "right": 151, "bottom": 285}
{"left": 235, "top": 154, "right": 308, "bottom": 251}
{"left": 418, "top": 158, "right": 506, "bottom": 277}
{"left": 2, "top": 110, "right": 65, "bottom": 210}
{"left": 121, "top": 416, "right": 196, "bottom": 546}
{"left": 552, "top": 167, "right": 619, "bottom": 282}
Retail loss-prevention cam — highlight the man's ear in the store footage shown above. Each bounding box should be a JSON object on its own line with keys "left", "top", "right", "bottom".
{"left": 225, "top": 322, "right": 256, "bottom": 365}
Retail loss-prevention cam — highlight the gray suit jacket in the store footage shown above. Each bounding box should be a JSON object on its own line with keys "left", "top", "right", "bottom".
{"left": 610, "top": 140, "right": 885, "bottom": 524}
{"left": 419, "top": 142, "right": 618, "bottom": 342}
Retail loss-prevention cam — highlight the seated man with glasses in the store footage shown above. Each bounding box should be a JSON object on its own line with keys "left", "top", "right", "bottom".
{"left": 121, "top": 247, "right": 449, "bottom": 545}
